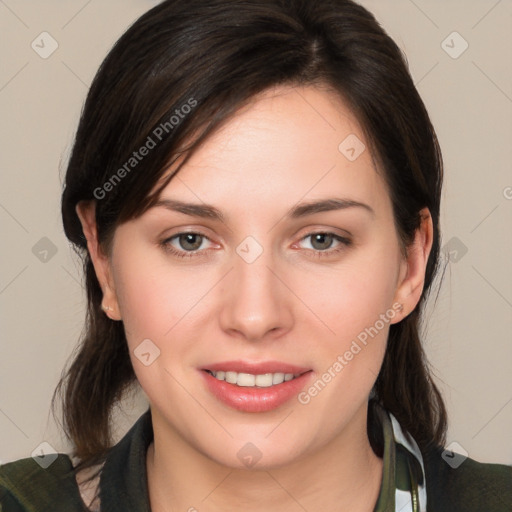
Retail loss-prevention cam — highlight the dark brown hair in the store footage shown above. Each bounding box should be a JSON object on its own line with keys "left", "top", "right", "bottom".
{"left": 55, "top": 0, "right": 447, "bottom": 471}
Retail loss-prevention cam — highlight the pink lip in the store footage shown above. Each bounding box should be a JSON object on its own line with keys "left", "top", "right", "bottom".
{"left": 201, "top": 360, "right": 311, "bottom": 375}
{"left": 199, "top": 360, "right": 313, "bottom": 413}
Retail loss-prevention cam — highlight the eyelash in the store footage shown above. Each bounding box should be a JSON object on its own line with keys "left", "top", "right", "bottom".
{"left": 160, "top": 231, "right": 352, "bottom": 260}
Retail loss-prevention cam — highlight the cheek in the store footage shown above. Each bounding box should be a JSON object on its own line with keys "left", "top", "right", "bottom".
{"left": 292, "top": 259, "right": 396, "bottom": 418}
{"left": 293, "top": 248, "right": 400, "bottom": 341}
{"left": 112, "top": 254, "right": 212, "bottom": 347}
{"left": 112, "top": 257, "right": 216, "bottom": 401}
{"left": 290, "top": 245, "right": 400, "bottom": 404}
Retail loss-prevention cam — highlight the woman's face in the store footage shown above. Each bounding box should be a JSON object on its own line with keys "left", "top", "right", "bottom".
{"left": 90, "top": 85, "right": 428, "bottom": 468}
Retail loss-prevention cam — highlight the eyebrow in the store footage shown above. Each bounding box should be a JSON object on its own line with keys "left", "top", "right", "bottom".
{"left": 150, "top": 197, "right": 375, "bottom": 221}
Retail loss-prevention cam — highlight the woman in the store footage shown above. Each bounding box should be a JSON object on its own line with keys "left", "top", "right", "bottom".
{"left": 1, "top": 0, "right": 510, "bottom": 510}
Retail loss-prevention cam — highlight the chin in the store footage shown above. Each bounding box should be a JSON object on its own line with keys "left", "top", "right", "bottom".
{"left": 201, "top": 434, "right": 308, "bottom": 471}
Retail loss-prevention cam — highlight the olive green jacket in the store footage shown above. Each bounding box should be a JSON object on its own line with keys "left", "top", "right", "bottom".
{"left": 1, "top": 406, "right": 511, "bottom": 511}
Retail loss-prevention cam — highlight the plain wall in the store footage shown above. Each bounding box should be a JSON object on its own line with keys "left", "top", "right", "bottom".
{"left": 1, "top": 0, "right": 511, "bottom": 465}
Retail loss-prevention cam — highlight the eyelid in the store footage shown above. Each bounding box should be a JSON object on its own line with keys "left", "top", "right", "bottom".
{"left": 294, "top": 224, "right": 353, "bottom": 239}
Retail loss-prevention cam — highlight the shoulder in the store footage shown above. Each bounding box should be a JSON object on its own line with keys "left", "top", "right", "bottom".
{"left": 422, "top": 444, "right": 512, "bottom": 511}
{"left": 0, "top": 455, "right": 85, "bottom": 511}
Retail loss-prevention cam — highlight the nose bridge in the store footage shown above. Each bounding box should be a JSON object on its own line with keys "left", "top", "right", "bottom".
{"left": 219, "top": 235, "right": 292, "bottom": 340}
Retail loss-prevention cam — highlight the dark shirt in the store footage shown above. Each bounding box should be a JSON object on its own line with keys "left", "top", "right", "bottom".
{"left": 1, "top": 406, "right": 511, "bottom": 511}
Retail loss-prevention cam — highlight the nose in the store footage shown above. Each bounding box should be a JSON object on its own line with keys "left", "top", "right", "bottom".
{"left": 218, "top": 243, "right": 294, "bottom": 342}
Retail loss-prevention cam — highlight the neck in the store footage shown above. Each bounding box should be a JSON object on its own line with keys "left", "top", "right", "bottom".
{"left": 146, "top": 404, "right": 383, "bottom": 512}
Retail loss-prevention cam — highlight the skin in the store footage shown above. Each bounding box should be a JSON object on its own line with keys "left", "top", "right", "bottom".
{"left": 77, "top": 84, "right": 433, "bottom": 512}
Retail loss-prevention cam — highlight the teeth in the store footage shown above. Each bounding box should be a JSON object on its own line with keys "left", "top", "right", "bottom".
{"left": 207, "top": 370, "right": 300, "bottom": 387}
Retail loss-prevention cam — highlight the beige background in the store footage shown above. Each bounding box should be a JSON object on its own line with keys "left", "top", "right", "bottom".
{"left": 1, "top": 0, "right": 511, "bottom": 466}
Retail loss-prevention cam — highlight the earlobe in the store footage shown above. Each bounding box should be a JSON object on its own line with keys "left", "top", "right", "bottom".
{"left": 75, "top": 201, "right": 122, "bottom": 321}
{"left": 390, "top": 208, "right": 433, "bottom": 323}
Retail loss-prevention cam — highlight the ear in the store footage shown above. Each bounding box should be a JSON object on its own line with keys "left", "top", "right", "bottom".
{"left": 75, "top": 201, "right": 122, "bottom": 321}
{"left": 390, "top": 207, "right": 433, "bottom": 323}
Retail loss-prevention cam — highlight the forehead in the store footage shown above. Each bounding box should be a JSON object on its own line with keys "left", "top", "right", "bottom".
{"left": 150, "top": 85, "right": 390, "bottom": 220}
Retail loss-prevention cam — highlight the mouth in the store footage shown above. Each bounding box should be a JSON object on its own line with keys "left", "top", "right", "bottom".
{"left": 199, "top": 360, "right": 313, "bottom": 412}
{"left": 203, "top": 369, "right": 307, "bottom": 388}
{"left": 200, "top": 360, "right": 312, "bottom": 387}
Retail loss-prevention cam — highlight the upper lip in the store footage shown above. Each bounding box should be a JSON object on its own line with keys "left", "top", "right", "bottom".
{"left": 201, "top": 360, "right": 311, "bottom": 375}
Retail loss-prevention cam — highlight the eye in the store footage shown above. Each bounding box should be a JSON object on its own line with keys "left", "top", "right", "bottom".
{"left": 160, "top": 230, "right": 352, "bottom": 260}
{"left": 161, "top": 232, "right": 214, "bottom": 259}
{"left": 297, "top": 232, "right": 352, "bottom": 257}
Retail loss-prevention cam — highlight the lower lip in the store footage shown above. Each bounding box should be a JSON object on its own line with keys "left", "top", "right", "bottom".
{"left": 200, "top": 370, "right": 313, "bottom": 412}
